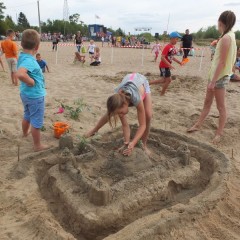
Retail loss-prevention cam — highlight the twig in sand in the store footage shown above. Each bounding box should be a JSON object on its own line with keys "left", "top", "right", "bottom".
{"left": 18, "top": 144, "right": 20, "bottom": 162}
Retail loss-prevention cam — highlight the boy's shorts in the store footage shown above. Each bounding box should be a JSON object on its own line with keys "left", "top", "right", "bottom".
{"left": 160, "top": 68, "right": 171, "bottom": 78}
{"left": 89, "top": 52, "right": 94, "bottom": 55}
{"left": 215, "top": 76, "right": 230, "bottom": 89}
{"left": 6, "top": 58, "right": 17, "bottom": 73}
{"left": 20, "top": 94, "right": 45, "bottom": 129}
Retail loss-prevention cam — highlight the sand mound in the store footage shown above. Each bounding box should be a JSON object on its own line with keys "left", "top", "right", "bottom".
{"left": 15, "top": 126, "right": 228, "bottom": 240}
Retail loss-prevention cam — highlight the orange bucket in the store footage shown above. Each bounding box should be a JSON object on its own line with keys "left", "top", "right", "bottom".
{"left": 53, "top": 122, "right": 70, "bottom": 139}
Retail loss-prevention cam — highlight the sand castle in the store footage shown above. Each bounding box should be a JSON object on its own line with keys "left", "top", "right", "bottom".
{"left": 32, "top": 125, "right": 230, "bottom": 240}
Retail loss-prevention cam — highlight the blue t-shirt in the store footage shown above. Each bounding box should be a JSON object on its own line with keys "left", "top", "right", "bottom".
{"left": 37, "top": 59, "right": 47, "bottom": 72}
{"left": 18, "top": 52, "right": 46, "bottom": 99}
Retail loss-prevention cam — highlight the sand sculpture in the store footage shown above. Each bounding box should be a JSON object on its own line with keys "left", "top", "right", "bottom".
{"left": 35, "top": 126, "right": 229, "bottom": 240}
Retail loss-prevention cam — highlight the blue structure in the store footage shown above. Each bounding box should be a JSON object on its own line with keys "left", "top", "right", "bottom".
{"left": 88, "top": 24, "right": 105, "bottom": 40}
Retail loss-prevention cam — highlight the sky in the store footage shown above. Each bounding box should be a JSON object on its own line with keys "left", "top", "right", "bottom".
{"left": 2, "top": 0, "right": 240, "bottom": 34}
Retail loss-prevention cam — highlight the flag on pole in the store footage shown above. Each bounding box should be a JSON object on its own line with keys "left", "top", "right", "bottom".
{"left": 95, "top": 14, "right": 100, "bottom": 19}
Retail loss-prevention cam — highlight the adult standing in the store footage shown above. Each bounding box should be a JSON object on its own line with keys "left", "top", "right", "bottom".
{"left": 181, "top": 29, "right": 193, "bottom": 60}
{"left": 75, "top": 31, "right": 82, "bottom": 53}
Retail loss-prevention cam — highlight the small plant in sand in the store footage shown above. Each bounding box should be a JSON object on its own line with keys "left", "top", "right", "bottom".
{"left": 55, "top": 98, "right": 88, "bottom": 120}
{"left": 40, "top": 126, "right": 46, "bottom": 132}
{"left": 76, "top": 135, "right": 88, "bottom": 153}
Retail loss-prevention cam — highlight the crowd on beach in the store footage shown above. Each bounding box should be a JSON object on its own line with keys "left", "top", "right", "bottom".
{"left": 0, "top": 10, "right": 240, "bottom": 155}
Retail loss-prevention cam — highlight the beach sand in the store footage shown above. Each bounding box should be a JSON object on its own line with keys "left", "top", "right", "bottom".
{"left": 0, "top": 41, "right": 240, "bottom": 240}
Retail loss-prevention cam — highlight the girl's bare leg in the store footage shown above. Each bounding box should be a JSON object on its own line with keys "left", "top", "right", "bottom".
{"left": 142, "top": 93, "right": 152, "bottom": 155}
{"left": 84, "top": 113, "right": 108, "bottom": 137}
{"left": 187, "top": 89, "right": 214, "bottom": 132}
{"left": 213, "top": 88, "right": 226, "bottom": 143}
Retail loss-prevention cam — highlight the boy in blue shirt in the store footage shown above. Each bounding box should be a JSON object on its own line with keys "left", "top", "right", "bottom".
{"left": 36, "top": 53, "right": 49, "bottom": 73}
{"left": 17, "top": 29, "right": 47, "bottom": 152}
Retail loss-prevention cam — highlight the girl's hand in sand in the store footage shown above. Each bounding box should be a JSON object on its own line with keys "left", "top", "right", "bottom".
{"left": 123, "top": 142, "right": 134, "bottom": 156}
{"left": 208, "top": 81, "right": 216, "bottom": 91}
{"left": 118, "top": 143, "right": 128, "bottom": 154}
{"left": 169, "top": 65, "right": 175, "bottom": 70}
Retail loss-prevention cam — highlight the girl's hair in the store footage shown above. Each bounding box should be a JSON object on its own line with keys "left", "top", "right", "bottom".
{"left": 218, "top": 11, "right": 236, "bottom": 38}
{"left": 96, "top": 47, "right": 100, "bottom": 52}
{"left": 107, "top": 92, "right": 131, "bottom": 128}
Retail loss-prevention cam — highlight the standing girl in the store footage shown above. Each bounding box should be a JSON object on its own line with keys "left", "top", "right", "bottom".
{"left": 85, "top": 73, "right": 152, "bottom": 156}
{"left": 187, "top": 11, "right": 237, "bottom": 144}
{"left": 88, "top": 40, "right": 96, "bottom": 62}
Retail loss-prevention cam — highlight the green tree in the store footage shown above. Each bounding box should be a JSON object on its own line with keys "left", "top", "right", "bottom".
{"left": 0, "top": 20, "right": 8, "bottom": 35}
{"left": 5, "top": 15, "right": 16, "bottom": 29}
{"left": 204, "top": 25, "right": 220, "bottom": 39}
{"left": 139, "top": 32, "right": 154, "bottom": 42}
{"left": 69, "top": 13, "right": 80, "bottom": 24}
{"left": 115, "top": 27, "right": 124, "bottom": 36}
{"left": 195, "top": 28, "right": 204, "bottom": 39}
{"left": 235, "top": 30, "right": 240, "bottom": 40}
{"left": 0, "top": 1, "right": 6, "bottom": 21}
{"left": 17, "top": 12, "right": 30, "bottom": 30}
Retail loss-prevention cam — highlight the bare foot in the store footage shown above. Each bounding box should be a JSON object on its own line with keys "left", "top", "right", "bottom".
{"left": 34, "top": 145, "right": 51, "bottom": 152}
{"left": 84, "top": 129, "right": 97, "bottom": 138}
{"left": 187, "top": 126, "right": 199, "bottom": 133}
{"left": 212, "top": 135, "right": 221, "bottom": 145}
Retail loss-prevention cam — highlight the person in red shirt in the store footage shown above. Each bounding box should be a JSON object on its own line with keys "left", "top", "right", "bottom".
{"left": 150, "top": 32, "right": 182, "bottom": 96}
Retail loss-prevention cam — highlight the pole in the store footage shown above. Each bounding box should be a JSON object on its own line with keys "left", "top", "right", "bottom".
{"left": 37, "top": 0, "right": 41, "bottom": 35}
{"left": 199, "top": 48, "right": 204, "bottom": 71}
{"left": 141, "top": 45, "right": 144, "bottom": 66}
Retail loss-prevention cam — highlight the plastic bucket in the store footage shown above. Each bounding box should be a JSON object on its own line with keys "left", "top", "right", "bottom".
{"left": 53, "top": 122, "right": 69, "bottom": 139}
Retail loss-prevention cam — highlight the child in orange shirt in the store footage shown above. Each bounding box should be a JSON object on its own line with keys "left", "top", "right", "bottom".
{"left": 1, "top": 29, "right": 18, "bottom": 85}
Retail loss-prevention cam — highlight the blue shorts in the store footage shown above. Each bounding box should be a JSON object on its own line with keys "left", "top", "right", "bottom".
{"left": 20, "top": 94, "right": 45, "bottom": 129}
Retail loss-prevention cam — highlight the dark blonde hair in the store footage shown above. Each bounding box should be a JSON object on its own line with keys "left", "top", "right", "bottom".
{"left": 21, "top": 29, "right": 40, "bottom": 50}
{"left": 218, "top": 11, "right": 236, "bottom": 38}
{"left": 107, "top": 92, "right": 130, "bottom": 127}
{"left": 6, "top": 29, "right": 14, "bottom": 36}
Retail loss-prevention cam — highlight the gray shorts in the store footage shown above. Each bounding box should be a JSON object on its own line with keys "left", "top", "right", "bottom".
{"left": 6, "top": 58, "right": 17, "bottom": 73}
{"left": 215, "top": 76, "right": 230, "bottom": 89}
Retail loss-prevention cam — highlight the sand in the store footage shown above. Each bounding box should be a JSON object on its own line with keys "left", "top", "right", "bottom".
{"left": 0, "top": 41, "right": 240, "bottom": 240}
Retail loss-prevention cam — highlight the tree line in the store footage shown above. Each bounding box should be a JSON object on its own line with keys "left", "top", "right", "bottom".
{"left": 0, "top": 1, "right": 239, "bottom": 41}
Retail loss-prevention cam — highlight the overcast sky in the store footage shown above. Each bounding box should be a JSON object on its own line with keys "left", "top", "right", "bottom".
{"left": 2, "top": 0, "right": 240, "bottom": 34}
